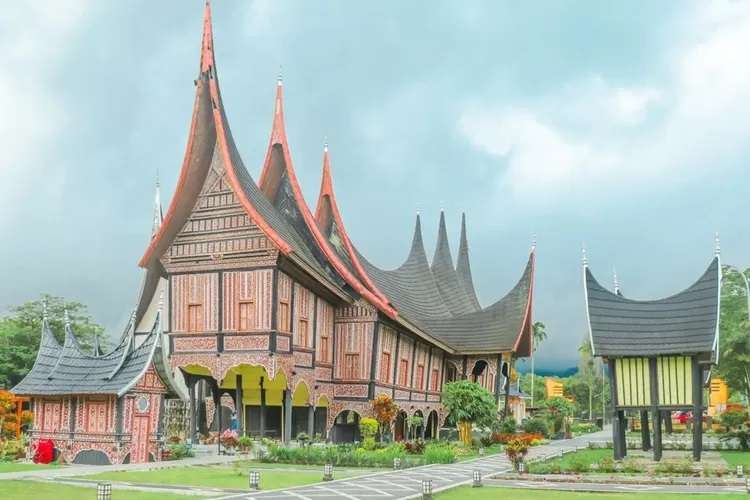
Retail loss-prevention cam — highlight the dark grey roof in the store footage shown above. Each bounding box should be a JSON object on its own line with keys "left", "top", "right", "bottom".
{"left": 12, "top": 313, "right": 172, "bottom": 397}
{"left": 357, "top": 214, "right": 534, "bottom": 353}
{"left": 584, "top": 257, "right": 720, "bottom": 357}
{"left": 430, "top": 212, "right": 481, "bottom": 316}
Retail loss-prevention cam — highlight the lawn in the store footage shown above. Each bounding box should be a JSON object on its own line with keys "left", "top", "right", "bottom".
{"left": 86, "top": 461, "right": 372, "bottom": 490}
{"left": 0, "top": 481, "right": 186, "bottom": 500}
{"left": 720, "top": 450, "right": 750, "bottom": 468}
{"left": 438, "top": 486, "right": 744, "bottom": 499}
{"left": 528, "top": 448, "right": 611, "bottom": 473}
{"left": 0, "top": 461, "right": 60, "bottom": 473}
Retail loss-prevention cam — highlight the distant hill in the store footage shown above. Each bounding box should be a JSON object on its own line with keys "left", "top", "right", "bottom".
{"left": 515, "top": 364, "right": 578, "bottom": 378}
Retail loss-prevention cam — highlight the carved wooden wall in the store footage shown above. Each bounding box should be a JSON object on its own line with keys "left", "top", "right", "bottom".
{"left": 222, "top": 270, "right": 273, "bottom": 331}
{"left": 376, "top": 326, "right": 397, "bottom": 384}
{"left": 316, "top": 299, "right": 334, "bottom": 364}
{"left": 293, "top": 283, "right": 314, "bottom": 348}
{"left": 171, "top": 273, "right": 219, "bottom": 332}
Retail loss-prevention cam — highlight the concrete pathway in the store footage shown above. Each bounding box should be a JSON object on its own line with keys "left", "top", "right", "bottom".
{"left": 486, "top": 478, "right": 747, "bottom": 495}
{"left": 215, "top": 433, "right": 600, "bottom": 500}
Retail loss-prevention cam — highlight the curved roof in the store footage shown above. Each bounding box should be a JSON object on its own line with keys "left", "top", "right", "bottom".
{"left": 355, "top": 214, "right": 535, "bottom": 354}
{"left": 584, "top": 256, "right": 720, "bottom": 357}
{"left": 12, "top": 312, "right": 175, "bottom": 397}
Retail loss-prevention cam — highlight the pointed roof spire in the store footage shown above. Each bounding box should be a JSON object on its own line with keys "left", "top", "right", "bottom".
{"left": 456, "top": 213, "right": 481, "bottom": 309}
{"left": 432, "top": 210, "right": 452, "bottom": 268}
{"left": 151, "top": 172, "right": 163, "bottom": 237}
{"left": 199, "top": 1, "right": 216, "bottom": 75}
{"left": 410, "top": 212, "right": 425, "bottom": 256}
{"left": 92, "top": 332, "right": 102, "bottom": 357}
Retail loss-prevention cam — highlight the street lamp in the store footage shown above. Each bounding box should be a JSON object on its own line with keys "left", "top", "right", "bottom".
{"left": 97, "top": 482, "right": 112, "bottom": 500}
{"left": 421, "top": 479, "right": 433, "bottom": 499}
{"left": 393, "top": 457, "right": 401, "bottom": 469}
{"left": 472, "top": 470, "right": 482, "bottom": 487}
{"left": 323, "top": 463, "right": 334, "bottom": 481}
{"left": 249, "top": 470, "right": 260, "bottom": 490}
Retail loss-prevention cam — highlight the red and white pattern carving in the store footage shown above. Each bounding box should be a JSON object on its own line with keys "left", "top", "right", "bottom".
{"left": 315, "top": 299, "right": 334, "bottom": 363}
{"left": 276, "top": 335, "right": 290, "bottom": 352}
{"left": 333, "top": 321, "right": 373, "bottom": 380}
{"left": 293, "top": 283, "right": 314, "bottom": 348}
{"left": 173, "top": 336, "right": 217, "bottom": 352}
{"left": 277, "top": 272, "right": 292, "bottom": 333}
{"left": 224, "top": 334, "right": 269, "bottom": 351}
{"left": 171, "top": 273, "right": 219, "bottom": 332}
{"left": 333, "top": 383, "right": 368, "bottom": 398}
{"left": 293, "top": 350, "right": 313, "bottom": 367}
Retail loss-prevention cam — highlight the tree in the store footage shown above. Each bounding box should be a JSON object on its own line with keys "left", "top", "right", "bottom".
{"left": 542, "top": 396, "right": 576, "bottom": 436}
{"left": 716, "top": 265, "right": 750, "bottom": 403}
{"left": 372, "top": 394, "right": 399, "bottom": 441}
{"left": 530, "top": 321, "right": 547, "bottom": 408}
{"left": 0, "top": 295, "right": 106, "bottom": 388}
{"left": 442, "top": 380, "right": 497, "bottom": 445}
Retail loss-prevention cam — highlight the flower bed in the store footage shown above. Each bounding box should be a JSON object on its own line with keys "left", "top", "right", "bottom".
{"left": 261, "top": 441, "right": 458, "bottom": 467}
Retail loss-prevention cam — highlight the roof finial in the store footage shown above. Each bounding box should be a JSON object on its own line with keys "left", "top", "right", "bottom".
{"left": 715, "top": 232, "right": 721, "bottom": 257}
{"left": 323, "top": 136, "right": 328, "bottom": 153}
{"left": 613, "top": 267, "right": 620, "bottom": 294}
{"left": 64, "top": 308, "right": 71, "bottom": 327}
{"left": 152, "top": 171, "right": 163, "bottom": 237}
{"left": 581, "top": 243, "right": 588, "bottom": 266}
{"left": 531, "top": 234, "right": 537, "bottom": 252}
{"left": 277, "top": 65, "right": 283, "bottom": 86}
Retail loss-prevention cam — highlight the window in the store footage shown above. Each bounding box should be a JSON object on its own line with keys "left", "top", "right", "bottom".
{"left": 415, "top": 364, "right": 425, "bottom": 390}
{"left": 296, "top": 318, "right": 309, "bottom": 347}
{"left": 344, "top": 353, "right": 359, "bottom": 379}
{"left": 187, "top": 304, "right": 203, "bottom": 332}
{"left": 431, "top": 368, "right": 440, "bottom": 392}
{"left": 398, "top": 359, "right": 409, "bottom": 386}
{"left": 86, "top": 399, "right": 107, "bottom": 433}
{"left": 379, "top": 352, "right": 391, "bottom": 383}
{"left": 278, "top": 300, "right": 290, "bottom": 332}
{"left": 319, "top": 336, "right": 330, "bottom": 363}
{"left": 238, "top": 300, "right": 254, "bottom": 331}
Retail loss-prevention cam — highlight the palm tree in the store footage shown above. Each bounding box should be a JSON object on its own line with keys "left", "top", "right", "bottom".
{"left": 530, "top": 321, "right": 547, "bottom": 408}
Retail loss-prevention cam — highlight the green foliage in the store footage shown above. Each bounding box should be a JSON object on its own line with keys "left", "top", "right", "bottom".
{"left": 720, "top": 409, "right": 748, "bottom": 431}
{"left": 0, "top": 295, "right": 105, "bottom": 388}
{"left": 442, "top": 380, "right": 497, "bottom": 428}
{"left": 359, "top": 417, "right": 378, "bottom": 440}
{"left": 522, "top": 417, "right": 550, "bottom": 438}
{"left": 237, "top": 435, "right": 253, "bottom": 452}
{"left": 532, "top": 321, "right": 547, "bottom": 350}
{"left": 263, "top": 442, "right": 423, "bottom": 468}
{"left": 423, "top": 442, "right": 456, "bottom": 464}
{"left": 543, "top": 396, "right": 577, "bottom": 433}
{"left": 165, "top": 443, "right": 194, "bottom": 460}
{"left": 716, "top": 265, "right": 750, "bottom": 402}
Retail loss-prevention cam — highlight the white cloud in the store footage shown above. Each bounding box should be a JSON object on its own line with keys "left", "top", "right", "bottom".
{"left": 0, "top": 1, "right": 90, "bottom": 229}
{"left": 458, "top": 1, "right": 750, "bottom": 206}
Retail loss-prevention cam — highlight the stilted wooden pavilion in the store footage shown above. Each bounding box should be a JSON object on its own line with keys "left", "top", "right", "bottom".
{"left": 583, "top": 247, "right": 721, "bottom": 461}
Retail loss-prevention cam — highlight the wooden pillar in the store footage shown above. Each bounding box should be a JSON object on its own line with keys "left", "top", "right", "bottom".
{"left": 618, "top": 410, "right": 627, "bottom": 457}
{"left": 283, "top": 389, "right": 292, "bottom": 443}
{"left": 259, "top": 379, "right": 266, "bottom": 438}
{"left": 235, "top": 374, "right": 244, "bottom": 435}
{"left": 692, "top": 358, "right": 703, "bottom": 461}
{"left": 663, "top": 410, "right": 673, "bottom": 434}
{"left": 649, "top": 357, "right": 662, "bottom": 461}
{"left": 307, "top": 405, "right": 315, "bottom": 439}
{"left": 214, "top": 389, "right": 222, "bottom": 455}
{"left": 640, "top": 410, "right": 651, "bottom": 451}
{"left": 503, "top": 358, "right": 512, "bottom": 419}
{"left": 607, "top": 359, "right": 623, "bottom": 460}
{"left": 188, "top": 378, "right": 197, "bottom": 443}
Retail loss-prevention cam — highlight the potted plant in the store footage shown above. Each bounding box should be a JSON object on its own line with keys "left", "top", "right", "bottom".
{"left": 220, "top": 429, "right": 239, "bottom": 454}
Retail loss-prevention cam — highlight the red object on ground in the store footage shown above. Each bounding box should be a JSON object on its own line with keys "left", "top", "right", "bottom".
{"left": 678, "top": 412, "right": 689, "bottom": 424}
{"left": 34, "top": 439, "right": 54, "bottom": 464}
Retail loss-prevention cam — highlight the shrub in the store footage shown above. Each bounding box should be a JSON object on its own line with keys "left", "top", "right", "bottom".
{"left": 165, "top": 443, "right": 194, "bottom": 460}
{"left": 720, "top": 409, "right": 748, "bottom": 431}
{"left": 568, "top": 456, "right": 590, "bottom": 473}
{"left": 361, "top": 437, "right": 381, "bottom": 451}
{"left": 505, "top": 437, "right": 529, "bottom": 471}
{"left": 522, "top": 417, "right": 550, "bottom": 438}
{"left": 372, "top": 394, "right": 399, "bottom": 440}
{"left": 404, "top": 440, "right": 425, "bottom": 455}
{"left": 621, "top": 458, "right": 643, "bottom": 474}
{"left": 571, "top": 422, "right": 598, "bottom": 435}
{"left": 598, "top": 456, "right": 616, "bottom": 473}
{"left": 424, "top": 442, "right": 456, "bottom": 464}
{"left": 359, "top": 418, "right": 378, "bottom": 440}
{"left": 220, "top": 429, "right": 239, "bottom": 449}
{"left": 479, "top": 436, "right": 494, "bottom": 448}
{"left": 497, "top": 417, "right": 517, "bottom": 434}
{"left": 237, "top": 435, "right": 253, "bottom": 453}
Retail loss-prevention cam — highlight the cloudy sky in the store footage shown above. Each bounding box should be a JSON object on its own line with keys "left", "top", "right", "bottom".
{"left": 2, "top": 1, "right": 749, "bottom": 370}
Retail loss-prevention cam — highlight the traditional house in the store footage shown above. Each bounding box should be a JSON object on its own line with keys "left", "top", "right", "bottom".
{"left": 583, "top": 248, "right": 720, "bottom": 461}
{"left": 15, "top": 1, "right": 536, "bottom": 457}
{"left": 11, "top": 309, "right": 180, "bottom": 465}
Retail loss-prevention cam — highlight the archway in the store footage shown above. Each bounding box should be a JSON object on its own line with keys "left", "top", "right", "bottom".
{"left": 394, "top": 410, "right": 408, "bottom": 442}
{"left": 291, "top": 382, "right": 311, "bottom": 440}
{"left": 412, "top": 410, "right": 425, "bottom": 440}
{"left": 471, "top": 360, "right": 491, "bottom": 391}
{"left": 445, "top": 362, "right": 459, "bottom": 384}
{"left": 314, "top": 395, "right": 330, "bottom": 440}
{"left": 330, "top": 409, "right": 361, "bottom": 443}
{"left": 219, "top": 365, "right": 288, "bottom": 439}
{"left": 425, "top": 410, "right": 439, "bottom": 440}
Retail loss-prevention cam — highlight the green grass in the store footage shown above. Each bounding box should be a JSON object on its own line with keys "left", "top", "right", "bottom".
{"left": 438, "top": 485, "right": 743, "bottom": 499}
{"left": 86, "top": 462, "right": 369, "bottom": 490}
{"left": 720, "top": 450, "right": 750, "bottom": 468}
{"left": 529, "top": 448, "right": 611, "bottom": 473}
{"left": 0, "top": 461, "right": 60, "bottom": 473}
{"left": 0, "top": 481, "right": 186, "bottom": 500}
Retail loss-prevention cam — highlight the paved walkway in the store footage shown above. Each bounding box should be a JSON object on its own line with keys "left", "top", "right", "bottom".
{"left": 216, "top": 433, "right": 602, "bottom": 500}
{"left": 487, "top": 478, "right": 747, "bottom": 495}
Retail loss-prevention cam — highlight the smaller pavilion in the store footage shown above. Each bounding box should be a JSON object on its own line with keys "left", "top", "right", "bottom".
{"left": 583, "top": 246, "right": 721, "bottom": 461}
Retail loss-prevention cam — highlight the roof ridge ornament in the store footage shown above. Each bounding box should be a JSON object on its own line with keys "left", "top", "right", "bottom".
{"left": 613, "top": 267, "right": 620, "bottom": 294}
{"left": 531, "top": 234, "right": 537, "bottom": 252}
{"left": 715, "top": 232, "right": 721, "bottom": 257}
{"left": 581, "top": 243, "right": 588, "bottom": 266}
{"left": 277, "top": 65, "right": 283, "bottom": 86}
